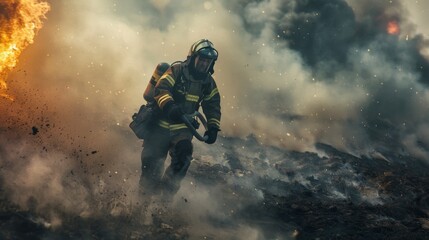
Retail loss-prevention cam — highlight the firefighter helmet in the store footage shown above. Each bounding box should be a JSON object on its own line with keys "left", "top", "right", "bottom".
{"left": 188, "top": 39, "right": 218, "bottom": 75}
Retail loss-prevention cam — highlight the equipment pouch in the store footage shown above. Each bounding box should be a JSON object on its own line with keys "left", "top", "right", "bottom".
{"left": 129, "top": 105, "right": 154, "bottom": 139}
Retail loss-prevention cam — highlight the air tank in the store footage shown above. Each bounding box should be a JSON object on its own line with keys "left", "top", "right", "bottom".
{"left": 143, "top": 62, "right": 170, "bottom": 103}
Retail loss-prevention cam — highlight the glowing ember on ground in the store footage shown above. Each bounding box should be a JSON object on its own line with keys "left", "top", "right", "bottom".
{"left": 0, "top": 0, "right": 50, "bottom": 101}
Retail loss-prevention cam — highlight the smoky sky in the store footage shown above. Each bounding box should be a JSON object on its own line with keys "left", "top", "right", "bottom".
{"left": 217, "top": 0, "right": 429, "bottom": 156}
{"left": 225, "top": 0, "right": 429, "bottom": 85}
{"left": 1, "top": 0, "right": 429, "bottom": 236}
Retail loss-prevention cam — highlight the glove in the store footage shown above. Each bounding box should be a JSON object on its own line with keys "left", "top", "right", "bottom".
{"left": 204, "top": 128, "right": 219, "bottom": 144}
{"left": 165, "top": 104, "right": 184, "bottom": 122}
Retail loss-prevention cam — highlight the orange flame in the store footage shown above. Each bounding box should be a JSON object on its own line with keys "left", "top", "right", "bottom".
{"left": 0, "top": 0, "right": 50, "bottom": 101}
{"left": 387, "top": 21, "right": 399, "bottom": 35}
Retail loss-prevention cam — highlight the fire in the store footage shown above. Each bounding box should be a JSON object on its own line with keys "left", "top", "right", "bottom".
{"left": 0, "top": 0, "right": 50, "bottom": 101}
{"left": 387, "top": 21, "right": 399, "bottom": 35}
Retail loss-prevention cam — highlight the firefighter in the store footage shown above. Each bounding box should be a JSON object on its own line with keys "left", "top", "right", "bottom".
{"left": 139, "top": 39, "right": 221, "bottom": 201}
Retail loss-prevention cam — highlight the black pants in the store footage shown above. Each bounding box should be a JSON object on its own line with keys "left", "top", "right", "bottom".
{"left": 139, "top": 125, "right": 193, "bottom": 199}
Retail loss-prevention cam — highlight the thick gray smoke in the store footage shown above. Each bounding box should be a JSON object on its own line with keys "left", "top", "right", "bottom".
{"left": 1, "top": 0, "right": 429, "bottom": 238}
{"left": 221, "top": 0, "right": 429, "bottom": 157}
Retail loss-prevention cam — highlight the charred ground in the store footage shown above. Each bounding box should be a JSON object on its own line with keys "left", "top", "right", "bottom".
{"left": 1, "top": 133, "right": 429, "bottom": 240}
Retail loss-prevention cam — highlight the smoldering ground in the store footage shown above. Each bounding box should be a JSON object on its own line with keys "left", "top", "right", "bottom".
{"left": 1, "top": 0, "right": 429, "bottom": 239}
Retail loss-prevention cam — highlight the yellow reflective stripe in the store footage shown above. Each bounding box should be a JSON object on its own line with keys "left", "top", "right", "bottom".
{"left": 158, "top": 94, "right": 170, "bottom": 103}
{"left": 158, "top": 120, "right": 170, "bottom": 129}
{"left": 208, "top": 118, "right": 220, "bottom": 123}
{"left": 158, "top": 120, "right": 187, "bottom": 130}
{"left": 208, "top": 118, "right": 220, "bottom": 127}
{"left": 170, "top": 123, "right": 187, "bottom": 131}
{"left": 161, "top": 74, "right": 175, "bottom": 86}
{"left": 186, "top": 94, "right": 199, "bottom": 102}
{"left": 204, "top": 88, "right": 219, "bottom": 101}
{"left": 157, "top": 94, "right": 172, "bottom": 106}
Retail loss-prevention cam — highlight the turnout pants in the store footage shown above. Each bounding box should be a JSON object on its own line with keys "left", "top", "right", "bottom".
{"left": 139, "top": 125, "right": 193, "bottom": 199}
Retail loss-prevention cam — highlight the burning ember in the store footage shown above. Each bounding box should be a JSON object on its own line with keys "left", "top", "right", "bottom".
{"left": 387, "top": 21, "right": 400, "bottom": 35}
{"left": 0, "top": 0, "right": 50, "bottom": 101}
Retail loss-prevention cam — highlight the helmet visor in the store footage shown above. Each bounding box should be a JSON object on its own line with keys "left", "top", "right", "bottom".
{"left": 194, "top": 55, "right": 214, "bottom": 74}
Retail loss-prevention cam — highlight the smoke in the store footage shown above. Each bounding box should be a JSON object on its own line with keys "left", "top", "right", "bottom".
{"left": 1, "top": 0, "right": 429, "bottom": 238}
{"left": 220, "top": 0, "right": 429, "bottom": 158}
